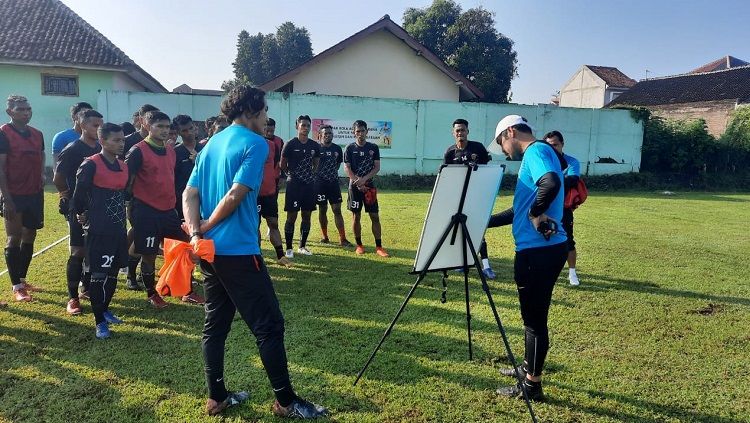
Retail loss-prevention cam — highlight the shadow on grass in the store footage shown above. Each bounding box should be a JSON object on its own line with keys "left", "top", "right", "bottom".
{"left": 589, "top": 191, "right": 750, "bottom": 203}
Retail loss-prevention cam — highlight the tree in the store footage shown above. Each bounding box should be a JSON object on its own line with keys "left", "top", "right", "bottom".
{"left": 275, "top": 22, "right": 313, "bottom": 74}
{"left": 403, "top": 0, "right": 518, "bottom": 103}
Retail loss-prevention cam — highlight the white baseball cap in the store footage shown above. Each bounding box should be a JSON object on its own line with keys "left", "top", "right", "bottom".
{"left": 487, "top": 115, "right": 534, "bottom": 155}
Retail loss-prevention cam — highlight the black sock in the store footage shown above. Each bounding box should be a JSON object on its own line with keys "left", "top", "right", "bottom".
{"left": 19, "top": 243, "right": 33, "bottom": 279}
{"left": 4, "top": 247, "right": 21, "bottom": 286}
{"left": 355, "top": 237, "right": 363, "bottom": 246}
{"left": 81, "top": 272, "right": 91, "bottom": 294}
{"left": 89, "top": 275, "right": 107, "bottom": 324}
{"left": 127, "top": 255, "right": 140, "bottom": 280}
{"left": 375, "top": 238, "right": 382, "bottom": 248}
{"left": 300, "top": 221, "right": 310, "bottom": 248}
{"left": 66, "top": 256, "right": 84, "bottom": 299}
{"left": 284, "top": 221, "right": 294, "bottom": 250}
{"left": 479, "top": 239, "right": 488, "bottom": 259}
{"left": 273, "top": 385, "right": 297, "bottom": 408}
{"left": 274, "top": 245, "right": 285, "bottom": 260}
{"left": 104, "top": 275, "right": 118, "bottom": 310}
{"left": 142, "top": 271, "right": 156, "bottom": 297}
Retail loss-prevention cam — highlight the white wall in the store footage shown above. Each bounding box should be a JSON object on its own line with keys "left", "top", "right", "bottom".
{"left": 289, "top": 30, "right": 460, "bottom": 101}
{"left": 112, "top": 72, "right": 146, "bottom": 92}
{"left": 559, "top": 67, "right": 606, "bottom": 108}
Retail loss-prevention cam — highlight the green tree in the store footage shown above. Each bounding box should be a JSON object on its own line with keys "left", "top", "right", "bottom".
{"left": 275, "top": 22, "right": 313, "bottom": 74}
{"left": 403, "top": 0, "right": 518, "bottom": 103}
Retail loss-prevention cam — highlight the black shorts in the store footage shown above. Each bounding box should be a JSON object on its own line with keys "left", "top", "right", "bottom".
{"left": 347, "top": 183, "right": 379, "bottom": 214}
{"left": 68, "top": 213, "right": 86, "bottom": 247}
{"left": 562, "top": 208, "right": 575, "bottom": 250}
{"left": 284, "top": 180, "right": 316, "bottom": 212}
{"left": 1, "top": 191, "right": 44, "bottom": 230}
{"left": 258, "top": 194, "right": 279, "bottom": 219}
{"left": 315, "top": 180, "right": 343, "bottom": 206}
{"left": 86, "top": 232, "right": 128, "bottom": 275}
{"left": 131, "top": 199, "right": 185, "bottom": 255}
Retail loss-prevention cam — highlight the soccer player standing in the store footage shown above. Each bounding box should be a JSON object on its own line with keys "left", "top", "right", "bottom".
{"left": 71, "top": 123, "right": 129, "bottom": 338}
{"left": 52, "top": 102, "right": 92, "bottom": 163}
{"left": 257, "top": 118, "right": 291, "bottom": 266}
{"left": 344, "top": 120, "right": 388, "bottom": 257}
{"left": 280, "top": 115, "right": 319, "bottom": 257}
{"left": 173, "top": 115, "right": 202, "bottom": 220}
{"left": 316, "top": 125, "right": 352, "bottom": 247}
{"left": 0, "top": 95, "right": 45, "bottom": 302}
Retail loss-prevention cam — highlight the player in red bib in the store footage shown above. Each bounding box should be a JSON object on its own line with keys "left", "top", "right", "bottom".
{"left": 258, "top": 118, "right": 291, "bottom": 266}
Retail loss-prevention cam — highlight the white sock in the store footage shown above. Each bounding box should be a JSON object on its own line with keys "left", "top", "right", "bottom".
{"left": 482, "top": 258, "right": 490, "bottom": 270}
{"left": 569, "top": 267, "right": 577, "bottom": 277}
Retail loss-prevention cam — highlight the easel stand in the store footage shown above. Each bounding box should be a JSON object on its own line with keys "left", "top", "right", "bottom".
{"left": 353, "top": 165, "right": 537, "bottom": 423}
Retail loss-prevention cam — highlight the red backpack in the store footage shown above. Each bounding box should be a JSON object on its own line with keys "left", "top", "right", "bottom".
{"left": 564, "top": 178, "right": 588, "bottom": 210}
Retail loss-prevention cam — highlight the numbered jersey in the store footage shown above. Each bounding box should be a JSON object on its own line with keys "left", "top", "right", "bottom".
{"left": 317, "top": 143, "right": 343, "bottom": 182}
{"left": 72, "top": 154, "right": 128, "bottom": 236}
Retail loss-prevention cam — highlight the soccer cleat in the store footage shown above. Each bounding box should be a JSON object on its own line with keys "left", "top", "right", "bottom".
{"left": 277, "top": 256, "right": 293, "bottom": 267}
{"left": 339, "top": 239, "right": 354, "bottom": 248}
{"left": 206, "top": 391, "right": 250, "bottom": 416}
{"left": 297, "top": 247, "right": 313, "bottom": 256}
{"left": 355, "top": 245, "right": 365, "bottom": 255}
{"left": 181, "top": 292, "right": 206, "bottom": 305}
{"left": 496, "top": 379, "right": 544, "bottom": 402}
{"left": 13, "top": 287, "right": 32, "bottom": 302}
{"left": 375, "top": 247, "right": 390, "bottom": 258}
{"left": 66, "top": 298, "right": 82, "bottom": 315}
{"left": 79, "top": 291, "right": 90, "bottom": 301}
{"left": 126, "top": 277, "right": 142, "bottom": 291}
{"left": 102, "top": 310, "right": 123, "bottom": 324}
{"left": 285, "top": 249, "right": 294, "bottom": 259}
{"left": 499, "top": 364, "right": 527, "bottom": 379}
{"left": 272, "top": 397, "right": 328, "bottom": 419}
{"left": 319, "top": 238, "right": 330, "bottom": 244}
{"left": 147, "top": 293, "right": 168, "bottom": 309}
{"left": 95, "top": 322, "right": 111, "bottom": 339}
{"left": 482, "top": 267, "right": 497, "bottom": 280}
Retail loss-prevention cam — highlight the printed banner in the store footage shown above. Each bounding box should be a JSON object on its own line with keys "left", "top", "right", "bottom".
{"left": 311, "top": 119, "right": 392, "bottom": 149}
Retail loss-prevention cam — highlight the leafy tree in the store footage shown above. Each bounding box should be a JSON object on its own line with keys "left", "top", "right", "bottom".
{"left": 403, "top": 0, "right": 518, "bottom": 103}
{"left": 275, "top": 22, "right": 313, "bottom": 74}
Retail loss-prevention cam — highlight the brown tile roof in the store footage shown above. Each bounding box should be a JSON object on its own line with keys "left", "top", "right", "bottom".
{"left": 607, "top": 65, "right": 750, "bottom": 107}
{"left": 0, "top": 0, "right": 166, "bottom": 92}
{"left": 586, "top": 66, "right": 636, "bottom": 88}
{"left": 690, "top": 56, "right": 749, "bottom": 74}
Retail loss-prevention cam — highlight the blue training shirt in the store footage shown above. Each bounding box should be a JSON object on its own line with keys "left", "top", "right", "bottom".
{"left": 563, "top": 153, "right": 581, "bottom": 177}
{"left": 512, "top": 142, "right": 567, "bottom": 251}
{"left": 52, "top": 128, "right": 80, "bottom": 155}
{"left": 187, "top": 123, "right": 268, "bottom": 255}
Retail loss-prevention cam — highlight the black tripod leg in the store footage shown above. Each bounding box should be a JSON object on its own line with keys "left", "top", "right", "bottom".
{"left": 353, "top": 271, "right": 427, "bottom": 386}
{"left": 463, "top": 223, "right": 538, "bottom": 423}
{"left": 462, "top": 235, "right": 473, "bottom": 360}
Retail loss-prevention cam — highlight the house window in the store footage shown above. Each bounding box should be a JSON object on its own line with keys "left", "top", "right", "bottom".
{"left": 42, "top": 74, "right": 79, "bottom": 96}
{"left": 609, "top": 91, "right": 623, "bottom": 102}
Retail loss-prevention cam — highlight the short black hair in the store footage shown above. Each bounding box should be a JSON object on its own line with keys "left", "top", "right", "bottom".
{"left": 81, "top": 109, "right": 103, "bottom": 121}
{"left": 169, "top": 122, "right": 178, "bottom": 131}
{"left": 319, "top": 124, "right": 333, "bottom": 131}
{"left": 70, "top": 102, "right": 92, "bottom": 119}
{"left": 173, "top": 114, "right": 193, "bottom": 127}
{"left": 266, "top": 118, "right": 276, "bottom": 127}
{"left": 6, "top": 95, "right": 28, "bottom": 109}
{"left": 453, "top": 118, "right": 469, "bottom": 127}
{"left": 543, "top": 130, "right": 564, "bottom": 144}
{"left": 144, "top": 110, "right": 170, "bottom": 125}
{"left": 137, "top": 104, "right": 159, "bottom": 117}
{"left": 120, "top": 122, "right": 136, "bottom": 136}
{"left": 352, "top": 120, "right": 367, "bottom": 130}
{"left": 214, "top": 115, "right": 228, "bottom": 126}
{"left": 98, "top": 122, "right": 123, "bottom": 140}
{"left": 205, "top": 116, "right": 216, "bottom": 129}
{"left": 296, "top": 115, "right": 311, "bottom": 125}
{"left": 221, "top": 85, "right": 266, "bottom": 122}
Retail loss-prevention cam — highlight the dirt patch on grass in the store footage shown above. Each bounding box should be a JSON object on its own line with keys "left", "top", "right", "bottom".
{"left": 691, "top": 303, "right": 724, "bottom": 315}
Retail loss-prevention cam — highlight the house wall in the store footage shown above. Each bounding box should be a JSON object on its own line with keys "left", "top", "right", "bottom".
{"left": 648, "top": 99, "right": 738, "bottom": 137}
{"left": 559, "top": 67, "right": 606, "bottom": 108}
{"left": 282, "top": 30, "right": 460, "bottom": 102}
{"left": 99, "top": 91, "right": 644, "bottom": 176}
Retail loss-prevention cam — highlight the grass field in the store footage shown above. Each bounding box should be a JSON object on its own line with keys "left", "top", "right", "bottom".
{"left": 1, "top": 190, "right": 749, "bottom": 423}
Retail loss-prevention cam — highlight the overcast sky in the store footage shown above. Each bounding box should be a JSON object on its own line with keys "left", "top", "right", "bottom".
{"left": 61, "top": 0, "right": 750, "bottom": 104}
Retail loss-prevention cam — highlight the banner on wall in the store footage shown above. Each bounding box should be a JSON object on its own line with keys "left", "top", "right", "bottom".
{"left": 311, "top": 119, "right": 392, "bottom": 149}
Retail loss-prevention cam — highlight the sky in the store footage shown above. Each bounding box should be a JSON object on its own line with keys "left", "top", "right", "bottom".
{"left": 61, "top": 0, "right": 750, "bottom": 105}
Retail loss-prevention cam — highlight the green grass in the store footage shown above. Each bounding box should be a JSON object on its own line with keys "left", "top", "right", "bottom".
{"left": 1, "top": 190, "right": 749, "bottom": 422}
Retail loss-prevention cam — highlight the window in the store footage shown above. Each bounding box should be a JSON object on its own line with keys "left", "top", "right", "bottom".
{"left": 609, "top": 91, "right": 623, "bottom": 102}
{"left": 42, "top": 74, "right": 79, "bottom": 96}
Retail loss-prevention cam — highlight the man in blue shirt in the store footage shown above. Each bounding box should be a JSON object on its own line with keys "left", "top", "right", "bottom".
{"left": 52, "top": 102, "right": 92, "bottom": 162}
{"left": 486, "top": 115, "right": 568, "bottom": 401}
{"left": 183, "top": 85, "right": 327, "bottom": 419}
{"left": 544, "top": 131, "right": 582, "bottom": 286}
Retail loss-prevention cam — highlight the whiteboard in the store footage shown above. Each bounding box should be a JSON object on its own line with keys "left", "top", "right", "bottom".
{"left": 413, "top": 165, "right": 504, "bottom": 273}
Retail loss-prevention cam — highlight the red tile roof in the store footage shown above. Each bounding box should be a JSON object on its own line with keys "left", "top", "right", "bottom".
{"left": 586, "top": 66, "right": 636, "bottom": 88}
{"left": 690, "top": 56, "right": 749, "bottom": 74}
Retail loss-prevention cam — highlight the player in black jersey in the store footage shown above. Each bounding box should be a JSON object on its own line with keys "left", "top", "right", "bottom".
{"left": 280, "top": 115, "right": 320, "bottom": 257}
{"left": 173, "top": 115, "right": 202, "bottom": 219}
{"left": 443, "top": 119, "right": 496, "bottom": 279}
{"left": 315, "top": 125, "right": 352, "bottom": 247}
{"left": 53, "top": 109, "right": 103, "bottom": 315}
{"left": 71, "top": 123, "right": 129, "bottom": 339}
{"left": 344, "top": 120, "right": 389, "bottom": 257}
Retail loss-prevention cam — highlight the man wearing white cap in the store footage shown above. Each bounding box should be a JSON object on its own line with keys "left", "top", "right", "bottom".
{"left": 486, "top": 115, "right": 568, "bottom": 401}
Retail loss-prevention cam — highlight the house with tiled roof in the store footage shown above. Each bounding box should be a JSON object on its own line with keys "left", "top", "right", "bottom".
{"left": 259, "top": 15, "right": 484, "bottom": 102}
{"left": 559, "top": 65, "right": 636, "bottom": 108}
{"left": 608, "top": 61, "right": 750, "bottom": 136}
{"left": 0, "top": 0, "right": 166, "bottom": 155}
{"left": 690, "top": 55, "right": 749, "bottom": 74}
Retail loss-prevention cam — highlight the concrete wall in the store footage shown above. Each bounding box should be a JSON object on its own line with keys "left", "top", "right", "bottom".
{"left": 0, "top": 64, "right": 145, "bottom": 161}
{"left": 97, "top": 90, "right": 644, "bottom": 175}
{"left": 559, "top": 67, "right": 607, "bottom": 108}
{"left": 649, "top": 99, "right": 739, "bottom": 137}
{"left": 284, "top": 30, "right": 460, "bottom": 102}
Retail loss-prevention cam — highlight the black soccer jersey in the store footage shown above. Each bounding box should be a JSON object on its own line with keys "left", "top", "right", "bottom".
{"left": 443, "top": 141, "right": 491, "bottom": 165}
{"left": 121, "top": 131, "right": 144, "bottom": 159}
{"left": 56, "top": 139, "right": 102, "bottom": 193}
{"left": 174, "top": 142, "right": 203, "bottom": 204}
{"left": 317, "top": 143, "right": 343, "bottom": 182}
{"left": 344, "top": 141, "right": 380, "bottom": 178}
{"left": 72, "top": 156, "right": 128, "bottom": 236}
{"left": 282, "top": 137, "right": 320, "bottom": 184}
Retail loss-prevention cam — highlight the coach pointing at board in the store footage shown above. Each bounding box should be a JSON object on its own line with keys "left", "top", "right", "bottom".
{"left": 486, "top": 115, "right": 568, "bottom": 401}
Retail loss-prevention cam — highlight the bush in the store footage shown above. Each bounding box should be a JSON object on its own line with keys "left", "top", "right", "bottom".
{"left": 641, "top": 116, "right": 717, "bottom": 174}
